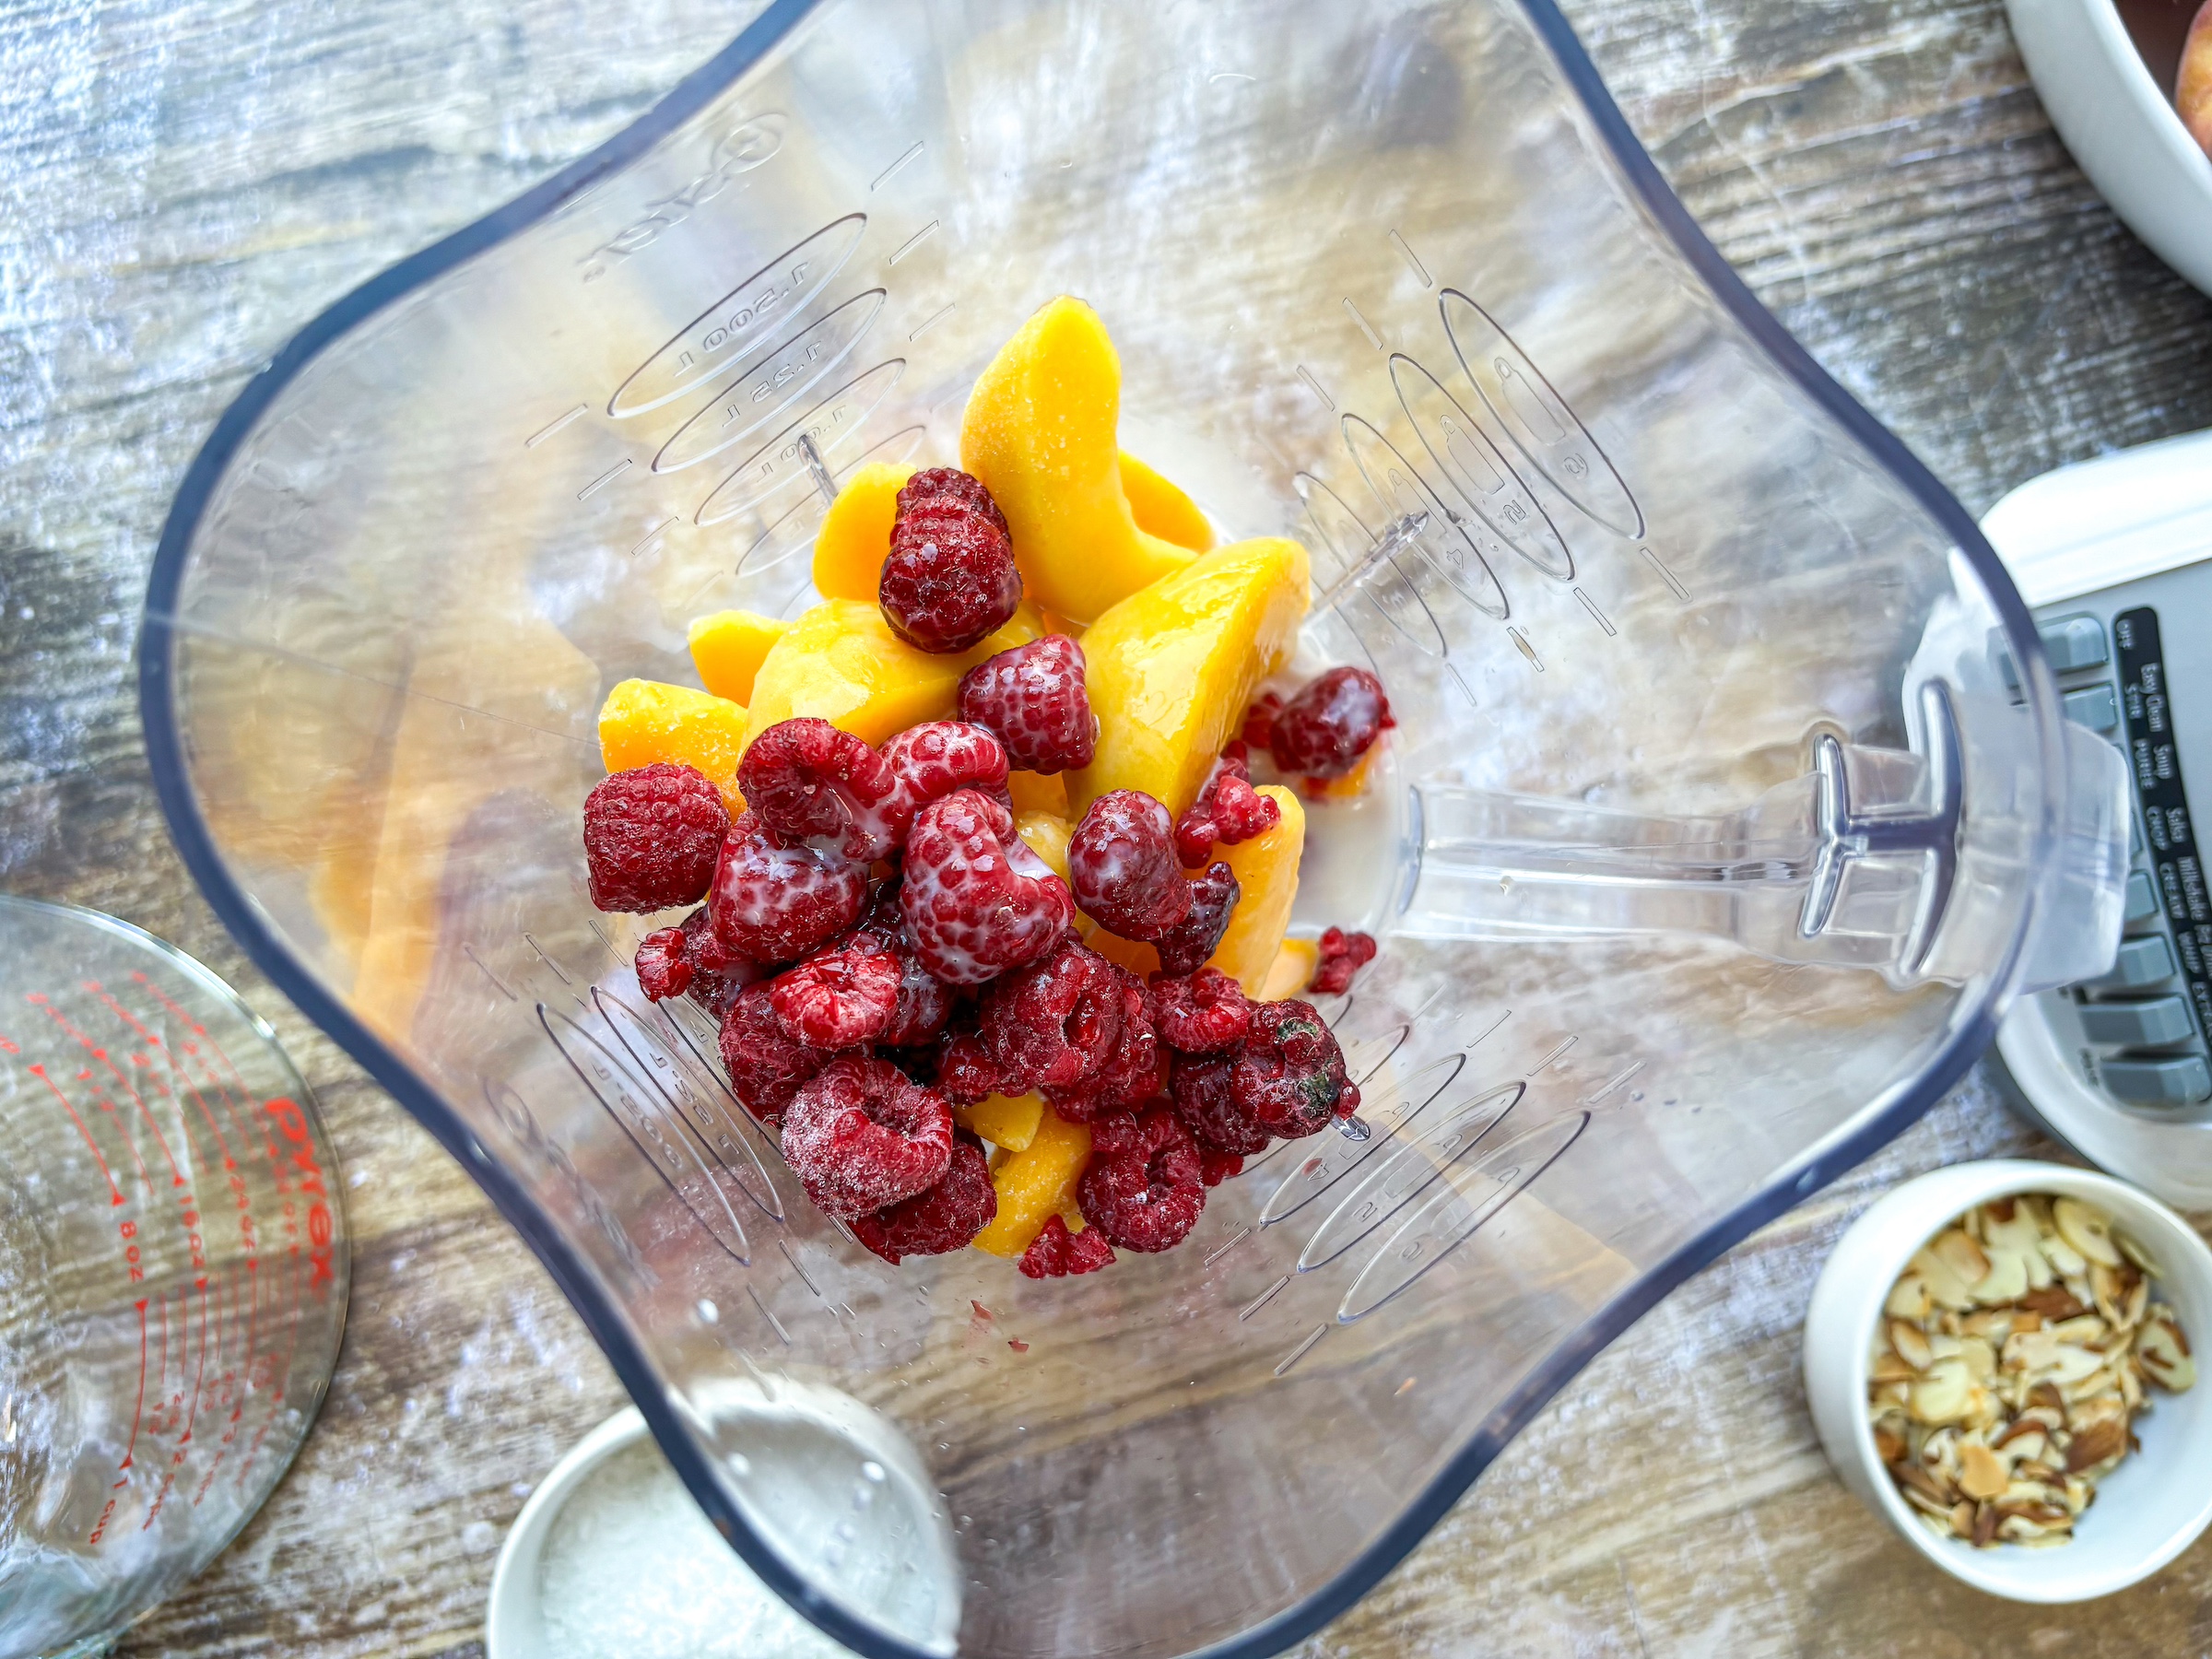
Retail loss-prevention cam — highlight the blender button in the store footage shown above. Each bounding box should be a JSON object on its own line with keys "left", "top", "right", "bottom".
{"left": 2063, "top": 682, "right": 2120, "bottom": 734}
{"left": 2124, "top": 869, "right": 2161, "bottom": 925}
{"left": 2101, "top": 1053, "right": 2212, "bottom": 1106}
{"left": 2078, "top": 994, "right": 2196, "bottom": 1047}
{"left": 2038, "top": 613, "right": 2109, "bottom": 673}
{"left": 2091, "top": 934, "right": 2177, "bottom": 990}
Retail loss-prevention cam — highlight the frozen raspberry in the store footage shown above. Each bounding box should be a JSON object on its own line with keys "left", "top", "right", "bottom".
{"left": 982, "top": 937, "right": 1124, "bottom": 1094}
{"left": 1173, "top": 743, "right": 1280, "bottom": 867}
{"left": 1069, "top": 790, "right": 1192, "bottom": 941}
{"left": 634, "top": 927, "right": 692, "bottom": 1002}
{"left": 583, "top": 763, "right": 730, "bottom": 912}
{"left": 1152, "top": 862, "right": 1240, "bottom": 977}
{"left": 1018, "top": 1214, "right": 1116, "bottom": 1278}
{"left": 1045, "top": 968, "right": 1162, "bottom": 1121}
{"left": 900, "top": 789, "right": 1074, "bottom": 984}
{"left": 770, "top": 944, "right": 901, "bottom": 1049}
{"left": 1269, "top": 666, "right": 1394, "bottom": 781}
{"left": 957, "top": 635, "right": 1098, "bottom": 774}
{"left": 736, "top": 718, "right": 904, "bottom": 863}
{"left": 1153, "top": 967, "right": 1253, "bottom": 1053}
{"left": 852, "top": 1135, "right": 996, "bottom": 1264}
{"left": 1199, "top": 1147, "right": 1244, "bottom": 1187}
{"left": 1077, "top": 1103, "right": 1206, "bottom": 1253}
{"left": 841, "top": 885, "right": 959, "bottom": 1048}
{"left": 933, "top": 1019, "right": 1008, "bottom": 1105}
{"left": 709, "top": 811, "right": 868, "bottom": 964}
{"left": 1235, "top": 999, "right": 1359, "bottom": 1137}
{"left": 719, "top": 982, "right": 828, "bottom": 1123}
{"left": 1241, "top": 691, "right": 1282, "bottom": 751}
{"left": 1311, "top": 926, "right": 1379, "bottom": 995}
{"left": 1168, "top": 1052, "right": 1272, "bottom": 1156}
{"left": 882, "top": 722, "right": 1012, "bottom": 827}
{"left": 880, "top": 470, "right": 1021, "bottom": 653}
{"left": 677, "top": 906, "right": 761, "bottom": 1019}
{"left": 780, "top": 1055, "right": 954, "bottom": 1219}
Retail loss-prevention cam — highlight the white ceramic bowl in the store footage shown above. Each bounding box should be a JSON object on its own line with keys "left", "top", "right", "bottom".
{"left": 2006, "top": 0, "right": 2212, "bottom": 298}
{"left": 1804, "top": 1159, "right": 2212, "bottom": 1601}
{"left": 485, "top": 1407, "right": 651, "bottom": 1659}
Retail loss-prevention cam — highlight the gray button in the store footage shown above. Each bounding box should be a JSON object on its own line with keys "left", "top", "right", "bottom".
{"left": 2039, "top": 614, "right": 2109, "bottom": 673}
{"left": 2092, "top": 935, "right": 2177, "bottom": 989}
{"left": 2064, "top": 683, "right": 2120, "bottom": 734}
{"left": 2079, "top": 995, "right": 2197, "bottom": 1047}
{"left": 2102, "top": 1053, "right": 2212, "bottom": 1106}
{"left": 2125, "top": 869, "right": 2161, "bottom": 925}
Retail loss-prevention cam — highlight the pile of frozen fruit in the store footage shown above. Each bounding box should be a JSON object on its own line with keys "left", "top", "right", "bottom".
{"left": 581, "top": 298, "right": 1392, "bottom": 1277}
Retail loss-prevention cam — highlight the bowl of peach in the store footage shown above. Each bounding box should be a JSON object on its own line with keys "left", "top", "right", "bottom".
{"left": 579, "top": 297, "right": 1394, "bottom": 1277}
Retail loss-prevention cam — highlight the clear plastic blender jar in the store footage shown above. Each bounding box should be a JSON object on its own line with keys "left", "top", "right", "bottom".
{"left": 0, "top": 897, "right": 349, "bottom": 1659}
{"left": 136, "top": 1, "right": 2127, "bottom": 1654}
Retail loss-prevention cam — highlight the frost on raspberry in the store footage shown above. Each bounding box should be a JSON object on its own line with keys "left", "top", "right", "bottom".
{"left": 1153, "top": 967, "right": 1252, "bottom": 1053}
{"left": 1268, "top": 666, "right": 1394, "bottom": 782}
{"left": 769, "top": 944, "right": 901, "bottom": 1049}
{"left": 1069, "top": 790, "right": 1191, "bottom": 941}
{"left": 852, "top": 1135, "right": 996, "bottom": 1265}
{"left": 583, "top": 762, "right": 730, "bottom": 912}
{"left": 900, "top": 789, "right": 1073, "bottom": 984}
{"left": 1044, "top": 967, "right": 1162, "bottom": 1121}
{"left": 1168, "top": 1051, "right": 1272, "bottom": 1157}
{"left": 1234, "top": 999, "right": 1359, "bottom": 1138}
{"left": 1018, "top": 1214, "right": 1115, "bottom": 1278}
{"left": 719, "top": 982, "right": 829, "bottom": 1124}
{"left": 1173, "top": 742, "right": 1280, "bottom": 867}
{"left": 956, "top": 634, "right": 1097, "bottom": 774}
{"left": 981, "top": 936, "right": 1123, "bottom": 1094}
{"left": 1199, "top": 1147, "right": 1244, "bottom": 1187}
{"left": 678, "top": 905, "right": 762, "bottom": 1019}
{"left": 932, "top": 1018, "right": 1008, "bottom": 1106}
{"left": 709, "top": 811, "right": 868, "bottom": 964}
{"left": 780, "top": 1054, "right": 954, "bottom": 1219}
{"left": 880, "top": 469, "right": 1022, "bottom": 653}
{"left": 1077, "top": 1103, "right": 1206, "bottom": 1253}
{"left": 831, "top": 884, "right": 957, "bottom": 1048}
{"left": 1152, "top": 861, "right": 1240, "bottom": 977}
{"left": 1311, "top": 926, "right": 1379, "bottom": 995}
{"left": 735, "top": 717, "right": 905, "bottom": 862}
{"left": 882, "top": 722, "right": 1011, "bottom": 826}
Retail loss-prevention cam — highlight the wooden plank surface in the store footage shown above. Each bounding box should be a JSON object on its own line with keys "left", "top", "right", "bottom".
{"left": 0, "top": 0, "right": 2207, "bottom": 1653}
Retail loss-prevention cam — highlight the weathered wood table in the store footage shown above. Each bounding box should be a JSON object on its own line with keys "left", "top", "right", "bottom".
{"left": 4, "top": 0, "right": 2210, "bottom": 1653}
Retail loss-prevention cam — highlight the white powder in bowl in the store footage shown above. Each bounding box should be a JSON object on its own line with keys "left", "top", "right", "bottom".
{"left": 537, "top": 1439, "right": 854, "bottom": 1659}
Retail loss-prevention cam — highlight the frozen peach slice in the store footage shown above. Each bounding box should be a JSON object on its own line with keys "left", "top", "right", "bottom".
{"left": 742, "top": 599, "right": 1043, "bottom": 752}
{"left": 1068, "top": 535, "right": 1310, "bottom": 819}
{"left": 1311, "top": 739, "right": 1384, "bottom": 800}
{"left": 1119, "top": 452, "right": 1215, "bottom": 552}
{"left": 1207, "top": 785, "right": 1304, "bottom": 994}
{"left": 955, "top": 1091, "right": 1045, "bottom": 1153}
{"left": 972, "top": 1106, "right": 1092, "bottom": 1258}
{"left": 959, "top": 297, "right": 1197, "bottom": 624}
{"left": 1014, "top": 810, "right": 1072, "bottom": 885}
{"left": 2183, "top": 3, "right": 2212, "bottom": 155}
{"left": 1006, "top": 769, "right": 1070, "bottom": 817}
{"left": 811, "top": 462, "right": 915, "bottom": 602}
{"left": 597, "top": 679, "right": 750, "bottom": 814}
{"left": 688, "top": 609, "right": 787, "bottom": 706}
{"left": 1258, "top": 936, "right": 1320, "bottom": 1001}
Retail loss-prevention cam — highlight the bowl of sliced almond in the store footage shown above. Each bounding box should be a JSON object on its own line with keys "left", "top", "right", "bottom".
{"left": 1805, "top": 1159, "right": 2211, "bottom": 1601}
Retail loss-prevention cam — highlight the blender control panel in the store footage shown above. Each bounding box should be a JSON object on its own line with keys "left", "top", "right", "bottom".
{"left": 2030, "top": 557, "right": 2212, "bottom": 1111}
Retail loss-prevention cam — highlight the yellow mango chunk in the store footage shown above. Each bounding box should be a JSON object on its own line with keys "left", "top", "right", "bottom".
{"left": 688, "top": 609, "right": 787, "bottom": 705}
{"left": 973, "top": 1106, "right": 1092, "bottom": 1258}
{"left": 1209, "top": 786, "right": 1304, "bottom": 994}
{"left": 743, "top": 599, "right": 1043, "bottom": 751}
{"left": 1258, "top": 937, "right": 1320, "bottom": 1001}
{"left": 1069, "top": 536, "right": 1311, "bottom": 819}
{"left": 1312, "top": 740, "right": 1385, "bottom": 800}
{"left": 1119, "top": 452, "right": 1216, "bottom": 552}
{"left": 954, "top": 1091, "right": 1045, "bottom": 1153}
{"left": 1079, "top": 919, "right": 1158, "bottom": 978}
{"left": 1007, "top": 769, "right": 1070, "bottom": 817}
{"left": 811, "top": 462, "right": 915, "bottom": 602}
{"left": 1014, "top": 810, "right": 1072, "bottom": 884}
{"left": 598, "top": 679, "right": 750, "bottom": 813}
{"left": 960, "top": 297, "right": 1198, "bottom": 625}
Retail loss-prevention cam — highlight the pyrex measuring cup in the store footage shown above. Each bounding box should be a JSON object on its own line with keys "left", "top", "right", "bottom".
{"left": 0, "top": 897, "right": 348, "bottom": 1659}
{"left": 138, "top": 2, "right": 2128, "bottom": 1655}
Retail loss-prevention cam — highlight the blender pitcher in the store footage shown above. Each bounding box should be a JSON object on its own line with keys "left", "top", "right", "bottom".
{"left": 137, "top": 1, "right": 2129, "bottom": 1655}
{"left": 0, "top": 898, "right": 349, "bottom": 1659}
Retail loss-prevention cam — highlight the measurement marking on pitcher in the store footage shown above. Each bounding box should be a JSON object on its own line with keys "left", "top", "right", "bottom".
{"left": 1275, "top": 1325, "right": 1328, "bottom": 1377}
{"left": 629, "top": 518, "right": 677, "bottom": 559}
{"left": 1507, "top": 627, "right": 1544, "bottom": 671}
{"left": 887, "top": 221, "right": 939, "bottom": 265}
{"left": 1583, "top": 1062, "right": 1643, "bottom": 1104}
{"left": 522, "top": 934, "right": 572, "bottom": 985}
{"left": 780, "top": 1238, "right": 822, "bottom": 1296}
{"left": 1239, "top": 1276, "right": 1291, "bottom": 1321}
{"left": 1344, "top": 298, "right": 1383, "bottom": 351}
{"left": 29, "top": 1060, "right": 123, "bottom": 1202}
{"left": 1205, "top": 1228, "right": 1251, "bottom": 1268}
{"left": 578, "top": 459, "right": 632, "bottom": 500}
{"left": 1640, "top": 546, "right": 1690, "bottom": 602}
{"left": 524, "top": 405, "right": 587, "bottom": 448}
{"left": 464, "top": 946, "right": 518, "bottom": 1001}
{"left": 1528, "top": 1036, "right": 1577, "bottom": 1077}
{"left": 749, "top": 1285, "right": 792, "bottom": 1346}
{"left": 870, "top": 141, "right": 923, "bottom": 192}
{"left": 1573, "top": 587, "right": 1617, "bottom": 638}
{"left": 908, "top": 301, "right": 956, "bottom": 341}
{"left": 1296, "top": 365, "right": 1335, "bottom": 411}
{"left": 1389, "top": 229, "right": 1433, "bottom": 288}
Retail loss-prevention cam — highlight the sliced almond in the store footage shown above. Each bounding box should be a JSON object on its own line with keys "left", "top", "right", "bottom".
{"left": 2065, "top": 1415, "right": 2127, "bottom": 1473}
{"left": 1932, "top": 1227, "right": 1993, "bottom": 1290}
{"left": 2116, "top": 1229, "right": 2160, "bottom": 1277}
{"left": 2137, "top": 1312, "right": 2197, "bottom": 1392}
{"left": 2041, "top": 1231, "right": 2088, "bottom": 1279}
{"left": 1958, "top": 1335, "right": 1998, "bottom": 1382}
{"left": 1911, "top": 1357, "right": 1975, "bottom": 1425}
{"left": 2053, "top": 1197, "right": 2123, "bottom": 1268}
{"left": 1974, "top": 1246, "right": 2031, "bottom": 1304}
{"left": 1874, "top": 1424, "right": 1907, "bottom": 1465}
{"left": 1892, "top": 1461, "right": 1955, "bottom": 1510}
{"left": 1949, "top": 1500, "right": 1976, "bottom": 1537}
{"left": 1912, "top": 1243, "right": 1976, "bottom": 1312}
{"left": 1888, "top": 1319, "right": 1933, "bottom": 1371}
{"left": 1961, "top": 1309, "right": 2018, "bottom": 1341}
{"left": 2016, "top": 1287, "right": 2087, "bottom": 1321}
{"left": 2121, "top": 1276, "right": 2149, "bottom": 1333}
{"left": 2029, "top": 1382, "right": 2067, "bottom": 1416}
{"left": 2050, "top": 1313, "right": 2107, "bottom": 1346}
{"left": 1972, "top": 1501, "right": 2000, "bottom": 1547}
{"left": 1959, "top": 1441, "right": 2008, "bottom": 1500}
{"left": 1886, "top": 1272, "right": 1935, "bottom": 1323}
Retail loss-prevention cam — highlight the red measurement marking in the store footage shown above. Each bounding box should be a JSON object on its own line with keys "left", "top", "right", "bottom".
{"left": 265, "top": 1099, "right": 335, "bottom": 1293}
{"left": 41, "top": 997, "right": 184, "bottom": 1185}
{"left": 92, "top": 985, "right": 235, "bottom": 1169}
{"left": 121, "top": 1298, "right": 147, "bottom": 1479}
{"left": 29, "top": 1061, "right": 123, "bottom": 1204}
{"left": 126, "top": 971, "right": 262, "bottom": 1150}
